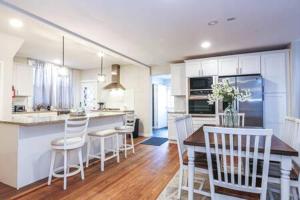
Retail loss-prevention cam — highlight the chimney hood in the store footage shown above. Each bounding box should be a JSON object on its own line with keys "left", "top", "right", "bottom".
{"left": 103, "top": 64, "right": 125, "bottom": 90}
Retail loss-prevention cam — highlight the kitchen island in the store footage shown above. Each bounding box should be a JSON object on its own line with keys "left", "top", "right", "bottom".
{"left": 0, "top": 112, "right": 125, "bottom": 189}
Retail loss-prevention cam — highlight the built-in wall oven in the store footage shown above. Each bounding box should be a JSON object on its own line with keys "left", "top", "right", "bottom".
{"left": 188, "top": 76, "right": 216, "bottom": 117}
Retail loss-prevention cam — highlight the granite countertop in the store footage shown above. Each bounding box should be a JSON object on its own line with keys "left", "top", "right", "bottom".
{"left": 0, "top": 112, "right": 125, "bottom": 126}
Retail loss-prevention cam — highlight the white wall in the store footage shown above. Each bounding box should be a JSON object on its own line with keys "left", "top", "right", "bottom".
{"left": 290, "top": 41, "right": 300, "bottom": 118}
{"left": 0, "top": 32, "right": 23, "bottom": 118}
{"left": 151, "top": 65, "right": 170, "bottom": 76}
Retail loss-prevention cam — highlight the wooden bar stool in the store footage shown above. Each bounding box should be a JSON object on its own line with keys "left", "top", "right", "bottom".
{"left": 86, "top": 129, "right": 120, "bottom": 171}
{"left": 48, "top": 118, "right": 89, "bottom": 190}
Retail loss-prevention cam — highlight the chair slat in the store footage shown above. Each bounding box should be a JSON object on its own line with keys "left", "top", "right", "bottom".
{"left": 237, "top": 134, "right": 242, "bottom": 186}
{"left": 251, "top": 135, "right": 260, "bottom": 187}
{"left": 213, "top": 133, "right": 221, "bottom": 181}
{"left": 221, "top": 133, "right": 228, "bottom": 183}
{"left": 229, "top": 134, "right": 234, "bottom": 184}
{"left": 244, "top": 135, "right": 250, "bottom": 187}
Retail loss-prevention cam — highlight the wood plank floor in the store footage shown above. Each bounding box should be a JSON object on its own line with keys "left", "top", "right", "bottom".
{"left": 0, "top": 137, "right": 179, "bottom": 200}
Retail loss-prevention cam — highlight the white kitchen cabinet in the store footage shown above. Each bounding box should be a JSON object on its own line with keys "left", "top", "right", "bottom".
{"left": 238, "top": 54, "right": 261, "bottom": 75}
{"left": 13, "top": 63, "right": 33, "bottom": 96}
{"left": 171, "top": 63, "right": 186, "bottom": 96}
{"left": 201, "top": 59, "right": 218, "bottom": 76}
{"left": 218, "top": 57, "right": 239, "bottom": 76}
{"left": 261, "top": 52, "right": 287, "bottom": 93}
{"left": 167, "top": 113, "right": 185, "bottom": 140}
{"left": 185, "top": 61, "right": 201, "bottom": 77}
{"left": 263, "top": 93, "right": 287, "bottom": 136}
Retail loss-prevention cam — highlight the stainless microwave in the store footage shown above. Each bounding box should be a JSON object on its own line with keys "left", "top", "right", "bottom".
{"left": 189, "top": 77, "right": 214, "bottom": 96}
{"left": 188, "top": 98, "right": 215, "bottom": 117}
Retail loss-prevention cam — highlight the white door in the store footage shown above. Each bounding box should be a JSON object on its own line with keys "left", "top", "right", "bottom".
{"left": 185, "top": 62, "right": 201, "bottom": 77}
{"left": 239, "top": 54, "right": 261, "bottom": 75}
{"left": 153, "top": 84, "right": 168, "bottom": 129}
{"left": 80, "top": 81, "right": 98, "bottom": 110}
{"left": 201, "top": 59, "right": 218, "bottom": 76}
{"left": 218, "top": 57, "right": 239, "bottom": 76}
{"left": 261, "top": 52, "right": 287, "bottom": 93}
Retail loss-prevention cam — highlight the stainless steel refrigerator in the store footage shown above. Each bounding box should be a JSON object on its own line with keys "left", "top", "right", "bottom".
{"left": 218, "top": 74, "right": 263, "bottom": 127}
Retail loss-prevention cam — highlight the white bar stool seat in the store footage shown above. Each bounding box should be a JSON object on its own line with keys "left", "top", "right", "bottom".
{"left": 48, "top": 118, "right": 89, "bottom": 190}
{"left": 86, "top": 129, "right": 120, "bottom": 172}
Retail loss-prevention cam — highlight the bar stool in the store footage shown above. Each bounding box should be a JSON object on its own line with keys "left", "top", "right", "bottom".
{"left": 115, "top": 111, "right": 135, "bottom": 158}
{"left": 48, "top": 118, "right": 89, "bottom": 190}
{"left": 86, "top": 129, "right": 120, "bottom": 171}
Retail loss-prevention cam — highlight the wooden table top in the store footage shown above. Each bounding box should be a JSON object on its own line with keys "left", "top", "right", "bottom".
{"left": 184, "top": 126, "right": 298, "bottom": 157}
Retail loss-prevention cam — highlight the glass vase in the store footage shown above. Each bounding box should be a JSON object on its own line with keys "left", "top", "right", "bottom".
{"left": 224, "top": 103, "right": 238, "bottom": 127}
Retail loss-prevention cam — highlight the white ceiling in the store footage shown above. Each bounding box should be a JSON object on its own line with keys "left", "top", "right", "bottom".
{"left": 0, "top": 5, "right": 131, "bottom": 69}
{"left": 2, "top": 0, "right": 300, "bottom": 67}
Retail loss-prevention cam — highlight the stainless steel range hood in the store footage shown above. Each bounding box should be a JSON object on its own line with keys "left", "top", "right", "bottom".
{"left": 103, "top": 64, "right": 125, "bottom": 90}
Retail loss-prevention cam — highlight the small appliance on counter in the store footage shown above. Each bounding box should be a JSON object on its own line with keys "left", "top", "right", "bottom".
{"left": 98, "top": 102, "right": 105, "bottom": 110}
{"left": 13, "top": 105, "right": 26, "bottom": 112}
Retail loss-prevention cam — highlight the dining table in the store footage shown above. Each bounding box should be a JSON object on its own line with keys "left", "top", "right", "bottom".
{"left": 183, "top": 125, "right": 299, "bottom": 200}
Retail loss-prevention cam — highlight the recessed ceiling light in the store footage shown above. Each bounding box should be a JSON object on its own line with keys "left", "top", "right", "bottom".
{"left": 9, "top": 18, "right": 23, "bottom": 28}
{"left": 97, "top": 52, "right": 104, "bottom": 57}
{"left": 227, "top": 17, "right": 236, "bottom": 22}
{"left": 208, "top": 20, "right": 218, "bottom": 26}
{"left": 201, "top": 41, "right": 211, "bottom": 49}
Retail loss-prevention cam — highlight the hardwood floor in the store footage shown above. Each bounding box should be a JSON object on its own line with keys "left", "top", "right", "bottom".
{"left": 0, "top": 137, "right": 179, "bottom": 200}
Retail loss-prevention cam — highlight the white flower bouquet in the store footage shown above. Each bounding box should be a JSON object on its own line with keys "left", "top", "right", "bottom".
{"left": 208, "top": 80, "right": 251, "bottom": 104}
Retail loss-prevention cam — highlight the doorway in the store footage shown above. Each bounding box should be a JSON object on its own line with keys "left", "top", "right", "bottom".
{"left": 152, "top": 75, "right": 173, "bottom": 138}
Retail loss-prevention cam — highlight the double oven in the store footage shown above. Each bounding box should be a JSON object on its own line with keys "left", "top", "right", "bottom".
{"left": 188, "top": 76, "right": 216, "bottom": 117}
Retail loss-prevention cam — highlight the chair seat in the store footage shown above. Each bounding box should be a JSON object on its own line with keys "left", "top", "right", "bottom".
{"left": 51, "top": 136, "right": 83, "bottom": 147}
{"left": 88, "top": 129, "right": 117, "bottom": 137}
{"left": 115, "top": 125, "right": 134, "bottom": 132}
{"left": 182, "top": 151, "right": 208, "bottom": 169}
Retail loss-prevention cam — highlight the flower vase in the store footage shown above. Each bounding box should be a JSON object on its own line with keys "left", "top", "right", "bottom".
{"left": 224, "top": 103, "right": 238, "bottom": 127}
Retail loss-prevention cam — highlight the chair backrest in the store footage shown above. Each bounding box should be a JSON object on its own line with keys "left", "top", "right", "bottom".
{"left": 282, "top": 117, "right": 297, "bottom": 145}
{"left": 124, "top": 111, "right": 135, "bottom": 127}
{"left": 203, "top": 126, "right": 273, "bottom": 199}
{"left": 64, "top": 117, "right": 89, "bottom": 146}
{"left": 174, "top": 116, "right": 189, "bottom": 164}
{"left": 184, "top": 114, "right": 194, "bottom": 137}
{"left": 218, "top": 113, "right": 245, "bottom": 127}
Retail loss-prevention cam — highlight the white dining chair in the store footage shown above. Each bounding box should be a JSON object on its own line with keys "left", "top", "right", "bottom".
{"left": 203, "top": 126, "right": 273, "bottom": 200}
{"left": 48, "top": 117, "right": 89, "bottom": 190}
{"left": 185, "top": 114, "right": 194, "bottom": 137}
{"left": 86, "top": 128, "right": 120, "bottom": 172}
{"left": 218, "top": 113, "right": 245, "bottom": 127}
{"left": 268, "top": 117, "right": 300, "bottom": 199}
{"left": 115, "top": 111, "right": 135, "bottom": 158}
{"left": 175, "top": 116, "right": 210, "bottom": 199}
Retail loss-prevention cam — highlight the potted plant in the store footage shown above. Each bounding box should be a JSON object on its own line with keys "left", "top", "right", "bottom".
{"left": 208, "top": 80, "right": 251, "bottom": 127}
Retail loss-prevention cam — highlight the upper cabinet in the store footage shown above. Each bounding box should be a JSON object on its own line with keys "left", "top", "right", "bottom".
{"left": 171, "top": 63, "right": 186, "bottom": 96}
{"left": 239, "top": 54, "right": 261, "bottom": 75}
{"left": 261, "top": 51, "right": 288, "bottom": 93}
{"left": 201, "top": 59, "right": 218, "bottom": 76}
{"left": 218, "top": 56, "right": 239, "bottom": 76}
{"left": 13, "top": 63, "right": 33, "bottom": 96}
{"left": 185, "top": 62, "right": 201, "bottom": 77}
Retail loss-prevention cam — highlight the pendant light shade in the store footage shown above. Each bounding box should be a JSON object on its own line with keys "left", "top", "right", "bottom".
{"left": 59, "top": 36, "right": 68, "bottom": 77}
{"left": 97, "top": 51, "right": 106, "bottom": 82}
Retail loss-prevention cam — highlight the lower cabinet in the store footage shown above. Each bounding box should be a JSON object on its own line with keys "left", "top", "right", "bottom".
{"left": 192, "top": 117, "right": 218, "bottom": 131}
{"left": 167, "top": 113, "right": 184, "bottom": 140}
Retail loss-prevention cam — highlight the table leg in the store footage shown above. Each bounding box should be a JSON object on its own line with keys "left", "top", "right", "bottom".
{"left": 187, "top": 146, "right": 195, "bottom": 200}
{"left": 281, "top": 156, "right": 292, "bottom": 200}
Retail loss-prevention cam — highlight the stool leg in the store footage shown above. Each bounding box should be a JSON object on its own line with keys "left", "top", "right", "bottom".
{"left": 63, "top": 150, "right": 68, "bottom": 190}
{"left": 116, "top": 134, "right": 120, "bottom": 163}
{"left": 100, "top": 137, "right": 105, "bottom": 172}
{"left": 130, "top": 132, "right": 135, "bottom": 154}
{"left": 78, "top": 148, "right": 84, "bottom": 180}
{"left": 86, "top": 136, "right": 90, "bottom": 168}
{"left": 48, "top": 150, "right": 56, "bottom": 185}
{"left": 124, "top": 134, "right": 127, "bottom": 158}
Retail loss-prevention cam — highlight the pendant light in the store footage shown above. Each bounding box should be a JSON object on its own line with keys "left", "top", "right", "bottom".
{"left": 59, "top": 36, "right": 68, "bottom": 77}
{"left": 97, "top": 51, "right": 106, "bottom": 82}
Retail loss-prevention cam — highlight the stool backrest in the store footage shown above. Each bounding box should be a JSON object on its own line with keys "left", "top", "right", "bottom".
{"left": 203, "top": 126, "right": 272, "bottom": 199}
{"left": 218, "top": 113, "right": 245, "bottom": 127}
{"left": 125, "top": 111, "right": 135, "bottom": 127}
{"left": 64, "top": 117, "right": 89, "bottom": 147}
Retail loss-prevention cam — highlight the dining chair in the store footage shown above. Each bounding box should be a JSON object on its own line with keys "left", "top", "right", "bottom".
{"left": 268, "top": 117, "right": 300, "bottom": 199}
{"left": 115, "top": 111, "right": 135, "bottom": 158}
{"left": 203, "top": 126, "right": 273, "bottom": 200}
{"left": 175, "top": 116, "right": 210, "bottom": 199}
{"left": 48, "top": 117, "right": 89, "bottom": 190}
{"left": 218, "top": 113, "right": 245, "bottom": 127}
{"left": 184, "top": 114, "right": 194, "bottom": 137}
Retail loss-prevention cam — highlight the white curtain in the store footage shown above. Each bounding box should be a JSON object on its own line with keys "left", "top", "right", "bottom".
{"left": 30, "top": 59, "right": 73, "bottom": 109}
